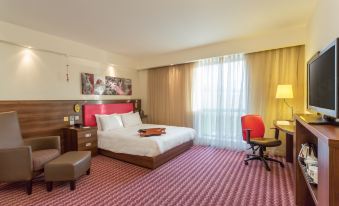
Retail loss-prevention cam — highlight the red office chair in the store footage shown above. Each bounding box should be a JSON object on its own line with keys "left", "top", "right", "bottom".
{"left": 241, "top": 115, "right": 284, "bottom": 171}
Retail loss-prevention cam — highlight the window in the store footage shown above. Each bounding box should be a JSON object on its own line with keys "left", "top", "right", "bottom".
{"left": 192, "top": 54, "right": 248, "bottom": 149}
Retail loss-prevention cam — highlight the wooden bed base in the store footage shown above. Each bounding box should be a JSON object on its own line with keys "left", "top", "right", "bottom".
{"left": 98, "top": 140, "right": 194, "bottom": 169}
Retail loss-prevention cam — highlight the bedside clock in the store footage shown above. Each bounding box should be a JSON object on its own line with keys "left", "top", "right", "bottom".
{"left": 74, "top": 104, "right": 81, "bottom": 113}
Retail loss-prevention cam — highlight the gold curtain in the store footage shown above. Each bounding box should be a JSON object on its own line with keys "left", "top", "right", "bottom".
{"left": 245, "top": 45, "right": 305, "bottom": 155}
{"left": 147, "top": 63, "right": 195, "bottom": 127}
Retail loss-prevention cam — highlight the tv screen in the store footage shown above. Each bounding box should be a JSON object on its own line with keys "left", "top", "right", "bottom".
{"left": 309, "top": 46, "right": 335, "bottom": 109}
{"left": 308, "top": 39, "right": 338, "bottom": 118}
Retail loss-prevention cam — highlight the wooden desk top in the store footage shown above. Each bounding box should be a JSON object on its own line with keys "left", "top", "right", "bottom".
{"left": 273, "top": 120, "right": 295, "bottom": 135}
{"left": 295, "top": 114, "right": 339, "bottom": 146}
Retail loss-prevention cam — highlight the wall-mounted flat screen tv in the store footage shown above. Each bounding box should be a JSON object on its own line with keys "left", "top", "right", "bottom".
{"left": 307, "top": 38, "right": 339, "bottom": 119}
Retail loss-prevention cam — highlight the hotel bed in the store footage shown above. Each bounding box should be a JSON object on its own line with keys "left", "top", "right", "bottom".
{"left": 83, "top": 103, "right": 195, "bottom": 169}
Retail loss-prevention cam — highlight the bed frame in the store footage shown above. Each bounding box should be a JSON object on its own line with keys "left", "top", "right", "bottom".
{"left": 83, "top": 103, "right": 193, "bottom": 169}
{"left": 98, "top": 140, "right": 193, "bottom": 169}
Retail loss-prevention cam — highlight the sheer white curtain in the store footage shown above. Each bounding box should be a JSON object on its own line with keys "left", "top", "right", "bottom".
{"left": 192, "top": 54, "right": 248, "bottom": 150}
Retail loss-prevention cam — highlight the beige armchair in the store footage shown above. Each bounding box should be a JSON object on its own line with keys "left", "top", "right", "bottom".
{"left": 0, "top": 111, "right": 61, "bottom": 195}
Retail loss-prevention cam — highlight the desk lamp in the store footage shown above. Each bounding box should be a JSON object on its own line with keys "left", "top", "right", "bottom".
{"left": 276, "top": 84, "right": 294, "bottom": 120}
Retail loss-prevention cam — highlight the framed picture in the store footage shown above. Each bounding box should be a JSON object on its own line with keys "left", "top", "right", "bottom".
{"left": 123, "top": 78, "right": 132, "bottom": 95}
{"left": 81, "top": 73, "right": 94, "bottom": 95}
{"left": 104, "top": 77, "right": 132, "bottom": 95}
{"left": 94, "top": 76, "right": 105, "bottom": 95}
{"left": 81, "top": 72, "right": 132, "bottom": 96}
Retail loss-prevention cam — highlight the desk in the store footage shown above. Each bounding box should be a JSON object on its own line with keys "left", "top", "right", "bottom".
{"left": 273, "top": 120, "right": 295, "bottom": 163}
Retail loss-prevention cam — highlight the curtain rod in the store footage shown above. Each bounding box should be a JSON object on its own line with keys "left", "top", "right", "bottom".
{"left": 139, "top": 44, "right": 304, "bottom": 70}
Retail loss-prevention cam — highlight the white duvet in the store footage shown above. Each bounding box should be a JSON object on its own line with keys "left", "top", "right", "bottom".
{"left": 97, "top": 124, "right": 195, "bottom": 157}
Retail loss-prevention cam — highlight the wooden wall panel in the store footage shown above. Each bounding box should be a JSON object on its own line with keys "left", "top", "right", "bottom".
{"left": 0, "top": 99, "right": 141, "bottom": 138}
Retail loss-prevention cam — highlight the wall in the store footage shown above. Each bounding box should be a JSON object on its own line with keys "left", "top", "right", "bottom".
{"left": 307, "top": 0, "right": 339, "bottom": 60}
{"left": 0, "top": 21, "right": 140, "bottom": 100}
{"left": 137, "top": 26, "right": 308, "bottom": 69}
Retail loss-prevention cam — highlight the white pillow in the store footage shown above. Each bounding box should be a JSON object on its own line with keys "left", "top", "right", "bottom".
{"left": 121, "top": 112, "right": 142, "bottom": 128}
{"left": 120, "top": 111, "right": 133, "bottom": 116}
{"left": 95, "top": 114, "right": 107, "bottom": 130}
{"left": 99, "top": 114, "right": 124, "bottom": 131}
{"left": 95, "top": 111, "right": 133, "bottom": 130}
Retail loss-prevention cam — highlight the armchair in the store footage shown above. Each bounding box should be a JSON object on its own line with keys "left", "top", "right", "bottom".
{"left": 0, "top": 111, "right": 61, "bottom": 195}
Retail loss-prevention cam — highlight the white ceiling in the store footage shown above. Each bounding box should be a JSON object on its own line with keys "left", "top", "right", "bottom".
{"left": 0, "top": 0, "right": 316, "bottom": 58}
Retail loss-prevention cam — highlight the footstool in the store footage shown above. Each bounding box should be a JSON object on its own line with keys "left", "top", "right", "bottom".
{"left": 44, "top": 151, "right": 91, "bottom": 191}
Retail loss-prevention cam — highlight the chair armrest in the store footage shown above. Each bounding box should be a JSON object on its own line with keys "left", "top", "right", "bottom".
{"left": 0, "top": 146, "right": 33, "bottom": 181}
{"left": 270, "top": 128, "right": 279, "bottom": 139}
{"left": 243, "top": 129, "right": 252, "bottom": 144}
{"left": 24, "top": 136, "right": 60, "bottom": 152}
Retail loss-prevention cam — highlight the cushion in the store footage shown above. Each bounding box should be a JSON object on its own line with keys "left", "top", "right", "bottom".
{"left": 44, "top": 151, "right": 91, "bottom": 181}
{"left": 95, "top": 114, "right": 107, "bottom": 131}
{"left": 251, "top": 138, "right": 282, "bottom": 147}
{"left": 0, "top": 111, "right": 24, "bottom": 149}
{"left": 99, "top": 114, "right": 124, "bottom": 131}
{"left": 121, "top": 112, "right": 142, "bottom": 128}
{"left": 95, "top": 111, "right": 132, "bottom": 131}
{"left": 32, "top": 149, "right": 60, "bottom": 171}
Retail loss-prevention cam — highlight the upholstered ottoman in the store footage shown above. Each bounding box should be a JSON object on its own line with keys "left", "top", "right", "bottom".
{"left": 44, "top": 151, "right": 91, "bottom": 191}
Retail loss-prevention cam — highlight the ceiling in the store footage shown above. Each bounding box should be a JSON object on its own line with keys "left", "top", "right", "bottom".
{"left": 0, "top": 0, "right": 316, "bottom": 58}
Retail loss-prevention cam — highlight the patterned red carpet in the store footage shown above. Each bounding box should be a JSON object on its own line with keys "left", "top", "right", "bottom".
{"left": 0, "top": 146, "right": 295, "bottom": 206}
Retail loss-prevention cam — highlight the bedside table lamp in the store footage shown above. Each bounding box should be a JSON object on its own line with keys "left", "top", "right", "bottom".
{"left": 276, "top": 84, "right": 294, "bottom": 120}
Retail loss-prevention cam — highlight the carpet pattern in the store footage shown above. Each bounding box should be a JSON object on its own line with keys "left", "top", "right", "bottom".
{"left": 0, "top": 146, "right": 295, "bottom": 206}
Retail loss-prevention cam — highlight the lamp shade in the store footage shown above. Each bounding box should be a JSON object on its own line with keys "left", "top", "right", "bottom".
{"left": 276, "top": 84, "right": 293, "bottom": 99}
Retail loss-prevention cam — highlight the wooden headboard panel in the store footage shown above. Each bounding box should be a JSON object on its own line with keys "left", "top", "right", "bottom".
{"left": 0, "top": 99, "right": 141, "bottom": 138}
{"left": 83, "top": 103, "right": 134, "bottom": 127}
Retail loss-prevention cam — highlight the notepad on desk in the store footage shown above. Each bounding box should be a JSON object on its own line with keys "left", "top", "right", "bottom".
{"left": 276, "top": 120, "right": 291, "bottom": 126}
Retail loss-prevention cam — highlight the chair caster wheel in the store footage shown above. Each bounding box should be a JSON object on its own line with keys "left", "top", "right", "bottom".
{"left": 244, "top": 161, "right": 248, "bottom": 165}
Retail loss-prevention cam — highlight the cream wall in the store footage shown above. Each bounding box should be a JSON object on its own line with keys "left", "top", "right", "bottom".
{"left": 137, "top": 26, "right": 308, "bottom": 69}
{"left": 307, "top": 0, "right": 339, "bottom": 60}
{"left": 303, "top": 0, "right": 339, "bottom": 113}
{"left": 0, "top": 21, "right": 141, "bottom": 100}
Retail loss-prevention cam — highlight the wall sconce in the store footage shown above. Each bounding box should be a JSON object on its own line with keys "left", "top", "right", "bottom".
{"left": 22, "top": 48, "right": 33, "bottom": 64}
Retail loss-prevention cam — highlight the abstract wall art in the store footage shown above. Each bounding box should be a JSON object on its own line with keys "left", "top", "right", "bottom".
{"left": 81, "top": 72, "right": 132, "bottom": 96}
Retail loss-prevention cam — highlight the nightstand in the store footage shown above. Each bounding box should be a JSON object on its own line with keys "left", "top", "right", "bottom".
{"left": 63, "top": 127, "right": 98, "bottom": 156}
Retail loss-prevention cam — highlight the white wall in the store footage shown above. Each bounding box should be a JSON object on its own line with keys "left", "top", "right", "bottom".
{"left": 137, "top": 26, "right": 308, "bottom": 69}
{"left": 307, "top": 0, "right": 339, "bottom": 60}
{"left": 0, "top": 21, "right": 141, "bottom": 100}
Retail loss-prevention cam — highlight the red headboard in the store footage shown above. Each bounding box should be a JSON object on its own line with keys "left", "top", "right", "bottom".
{"left": 83, "top": 103, "right": 134, "bottom": 127}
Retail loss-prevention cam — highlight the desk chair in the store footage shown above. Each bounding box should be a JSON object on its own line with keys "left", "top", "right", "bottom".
{"left": 241, "top": 114, "right": 284, "bottom": 171}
